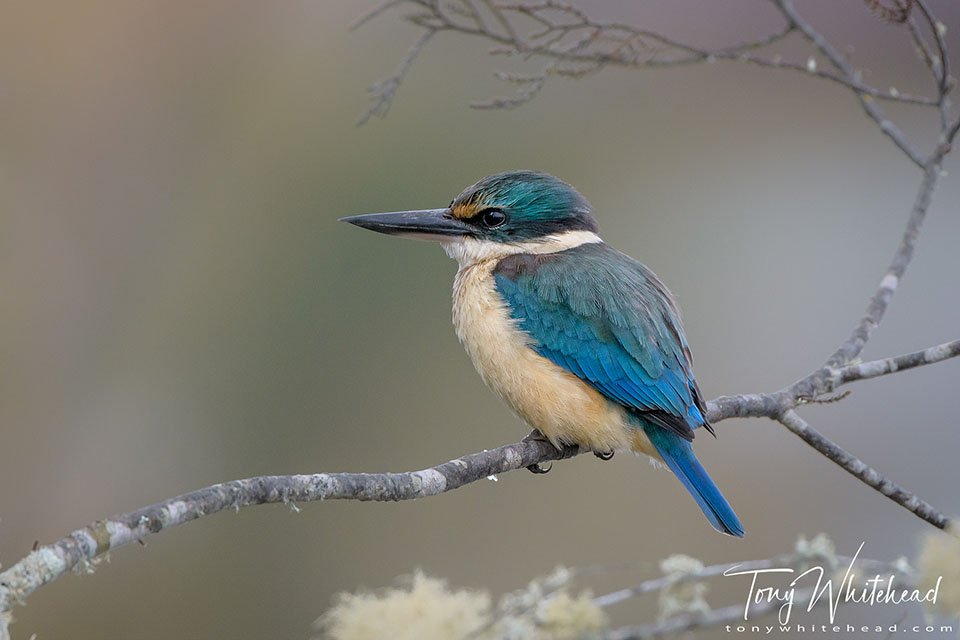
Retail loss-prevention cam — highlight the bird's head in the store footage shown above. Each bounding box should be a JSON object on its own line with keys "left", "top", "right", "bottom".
{"left": 341, "top": 171, "right": 598, "bottom": 248}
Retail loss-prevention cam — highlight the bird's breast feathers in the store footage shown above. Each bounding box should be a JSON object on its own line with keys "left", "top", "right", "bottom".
{"left": 446, "top": 232, "right": 656, "bottom": 456}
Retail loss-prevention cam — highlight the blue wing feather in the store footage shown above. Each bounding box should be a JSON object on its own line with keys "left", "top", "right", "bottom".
{"left": 493, "top": 242, "right": 707, "bottom": 440}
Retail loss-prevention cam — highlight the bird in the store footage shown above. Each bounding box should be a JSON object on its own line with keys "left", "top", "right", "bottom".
{"left": 341, "top": 170, "right": 743, "bottom": 536}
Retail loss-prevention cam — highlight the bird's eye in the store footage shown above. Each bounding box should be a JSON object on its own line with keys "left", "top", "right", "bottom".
{"left": 480, "top": 208, "right": 507, "bottom": 229}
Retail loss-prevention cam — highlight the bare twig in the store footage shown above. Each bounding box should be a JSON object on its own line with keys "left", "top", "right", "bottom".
{"left": 913, "top": 1, "right": 950, "bottom": 94}
{"left": 779, "top": 410, "right": 949, "bottom": 529}
{"left": 773, "top": 0, "right": 926, "bottom": 166}
{"left": 357, "top": 29, "right": 435, "bottom": 125}
{"left": 835, "top": 339, "right": 960, "bottom": 384}
{"left": 823, "top": 161, "right": 942, "bottom": 369}
{"left": 355, "top": 0, "right": 942, "bottom": 126}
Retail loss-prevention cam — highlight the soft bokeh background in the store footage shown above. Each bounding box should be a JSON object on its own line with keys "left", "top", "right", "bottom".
{"left": 2, "top": 1, "right": 958, "bottom": 638}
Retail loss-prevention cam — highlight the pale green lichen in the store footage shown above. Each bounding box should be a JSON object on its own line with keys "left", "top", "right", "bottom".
{"left": 917, "top": 522, "right": 960, "bottom": 618}
{"left": 1, "top": 609, "right": 11, "bottom": 640}
{"left": 315, "top": 571, "right": 491, "bottom": 640}
{"left": 533, "top": 590, "right": 607, "bottom": 640}
{"left": 892, "top": 556, "right": 913, "bottom": 576}
{"left": 658, "top": 554, "right": 709, "bottom": 619}
{"left": 795, "top": 533, "right": 837, "bottom": 569}
{"left": 499, "top": 566, "right": 572, "bottom": 618}
{"left": 315, "top": 567, "right": 609, "bottom": 640}
{"left": 495, "top": 566, "right": 606, "bottom": 639}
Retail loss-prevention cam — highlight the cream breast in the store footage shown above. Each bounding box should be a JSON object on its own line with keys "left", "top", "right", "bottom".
{"left": 443, "top": 233, "right": 656, "bottom": 456}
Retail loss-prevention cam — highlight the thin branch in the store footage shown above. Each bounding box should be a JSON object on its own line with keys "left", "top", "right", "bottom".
{"left": 357, "top": 29, "right": 435, "bottom": 125}
{"left": 708, "top": 337, "right": 960, "bottom": 424}
{"left": 907, "top": 10, "right": 941, "bottom": 90}
{"left": 653, "top": 48, "right": 936, "bottom": 106}
{"left": 628, "top": 20, "right": 936, "bottom": 106}
{"left": 481, "top": 0, "right": 518, "bottom": 43}
{"left": 772, "top": 0, "right": 926, "bottom": 167}
{"left": 914, "top": 0, "right": 950, "bottom": 94}
{"left": 948, "top": 116, "right": 960, "bottom": 145}
{"left": 352, "top": 0, "right": 409, "bottom": 31}
{"left": 835, "top": 339, "right": 960, "bottom": 384}
{"left": 779, "top": 409, "right": 949, "bottom": 529}
{"left": 823, "top": 161, "right": 942, "bottom": 369}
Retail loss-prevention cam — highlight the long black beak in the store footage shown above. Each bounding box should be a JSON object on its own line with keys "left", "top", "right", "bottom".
{"left": 339, "top": 209, "right": 471, "bottom": 240}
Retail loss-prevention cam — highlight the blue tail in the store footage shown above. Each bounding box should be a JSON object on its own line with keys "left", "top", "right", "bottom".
{"left": 644, "top": 425, "right": 744, "bottom": 537}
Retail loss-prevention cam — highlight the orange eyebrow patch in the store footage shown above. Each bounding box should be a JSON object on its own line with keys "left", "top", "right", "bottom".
{"left": 451, "top": 201, "right": 481, "bottom": 219}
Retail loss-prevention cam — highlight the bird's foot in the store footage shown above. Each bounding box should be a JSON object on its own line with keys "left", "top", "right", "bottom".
{"left": 521, "top": 429, "right": 570, "bottom": 474}
{"left": 594, "top": 450, "right": 615, "bottom": 461}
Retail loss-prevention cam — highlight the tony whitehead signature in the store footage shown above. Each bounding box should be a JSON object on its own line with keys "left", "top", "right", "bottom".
{"left": 724, "top": 542, "right": 942, "bottom": 624}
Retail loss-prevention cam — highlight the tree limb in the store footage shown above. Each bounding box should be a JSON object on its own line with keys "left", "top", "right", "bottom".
{"left": 3, "top": 326, "right": 958, "bottom": 635}
{"left": 0, "top": 438, "right": 579, "bottom": 636}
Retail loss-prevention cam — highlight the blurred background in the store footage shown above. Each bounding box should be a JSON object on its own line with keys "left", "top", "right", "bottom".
{"left": 2, "top": 0, "right": 959, "bottom": 638}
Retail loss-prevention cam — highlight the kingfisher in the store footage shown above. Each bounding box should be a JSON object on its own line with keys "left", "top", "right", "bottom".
{"left": 341, "top": 171, "right": 743, "bottom": 536}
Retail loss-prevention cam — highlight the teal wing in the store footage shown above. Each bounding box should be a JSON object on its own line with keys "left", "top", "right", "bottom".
{"left": 492, "top": 242, "right": 709, "bottom": 441}
{"left": 493, "top": 242, "right": 744, "bottom": 536}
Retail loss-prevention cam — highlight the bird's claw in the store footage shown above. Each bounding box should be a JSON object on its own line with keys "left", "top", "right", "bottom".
{"left": 522, "top": 429, "right": 568, "bottom": 474}
{"left": 521, "top": 428, "right": 550, "bottom": 444}
{"left": 594, "top": 450, "right": 615, "bottom": 461}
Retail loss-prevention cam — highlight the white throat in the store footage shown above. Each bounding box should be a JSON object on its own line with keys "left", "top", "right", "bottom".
{"left": 441, "top": 230, "right": 602, "bottom": 268}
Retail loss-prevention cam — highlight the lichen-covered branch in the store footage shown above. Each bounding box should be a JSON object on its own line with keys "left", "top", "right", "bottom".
{"left": 596, "top": 538, "right": 918, "bottom": 638}
{"left": 0, "top": 438, "right": 579, "bottom": 637}
{"left": 3, "top": 325, "right": 958, "bottom": 636}
{"left": 311, "top": 534, "right": 922, "bottom": 639}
